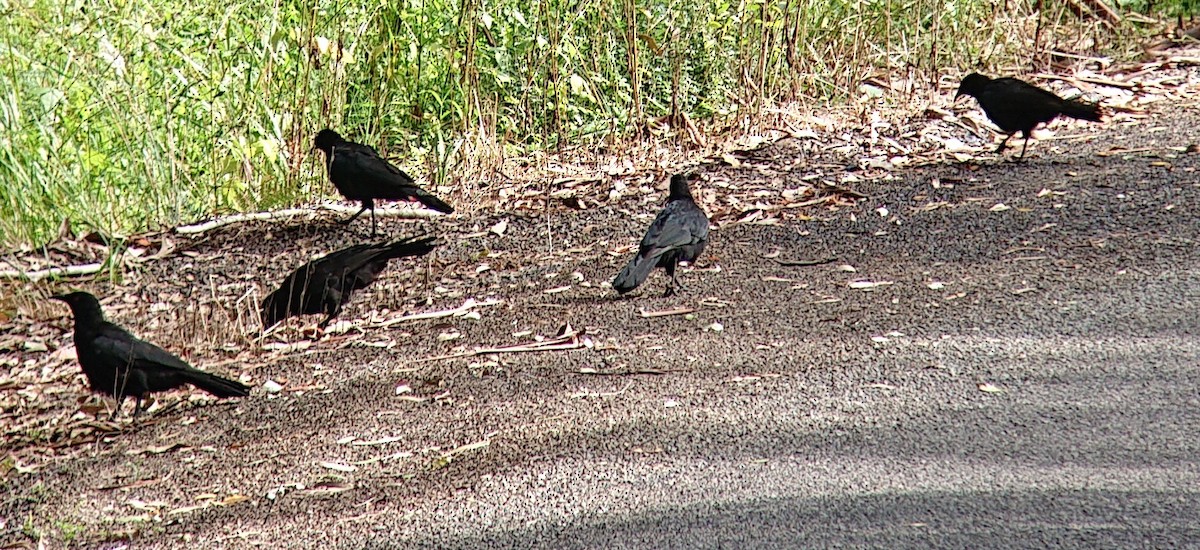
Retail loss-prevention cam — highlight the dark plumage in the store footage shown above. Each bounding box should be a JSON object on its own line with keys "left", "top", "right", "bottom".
{"left": 261, "top": 235, "right": 438, "bottom": 329}
{"left": 51, "top": 292, "right": 249, "bottom": 419}
{"left": 613, "top": 173, "right": 710, "bottom": 296}
{"left": 955, "top": 73, "right": 1103, "bottom": 161}
{"left": 313, "top": 129, "right": 454, "bottom": 236}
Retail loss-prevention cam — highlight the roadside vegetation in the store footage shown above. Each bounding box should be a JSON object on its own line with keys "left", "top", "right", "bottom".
{"left": 0, "top": 0, "right": 1189, "bottom": 248}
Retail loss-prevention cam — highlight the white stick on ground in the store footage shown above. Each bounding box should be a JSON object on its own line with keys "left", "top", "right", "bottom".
{"left": 0, "top": 262, "right": 105, "bottom": 281}
{"left": 175, "top": 204, "right": 446, "bottom": 235}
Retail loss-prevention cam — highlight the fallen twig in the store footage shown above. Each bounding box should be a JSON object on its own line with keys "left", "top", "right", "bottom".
{"left": 175, "top": 204, "right": 446, "bottom": 235}
{"left": 1033, "top": 73, "right": 1136, "bottom": 90}
{"left": 570, "top": 381, "right": 635, "bottom": 399}
{"left": 578, "top": 367, "right": 667, "bottom": 376}
{"left": 415, "top": 327, "right": 589, "bottom": 363}
{"left": 822, "top": 182, "right": 868, "bottom": 199}
{"left": 638, "top": 306, "right": 695, "bottom": 318}
{"left": 1097, "top": 147, "right": 1156, "bottom": 157}
{"left": 0, "top": 262, "right": 104, "bottom": 281}
{"left": 375, "top": 298, "right": 504, "bottom": 329}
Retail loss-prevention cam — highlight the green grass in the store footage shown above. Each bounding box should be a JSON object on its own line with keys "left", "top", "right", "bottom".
{"left": 0, "top": 0, "right": 1181, "bottom": 249}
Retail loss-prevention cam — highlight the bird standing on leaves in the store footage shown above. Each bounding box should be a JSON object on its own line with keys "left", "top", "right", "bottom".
{"left": 613, "top": 173, "right": 709, "bottom": 297}
{"left": 51, "top": 291, "right": 250, "bottom": 419}
{"left": 955, "top": 73, "right": 1103, "bottom": 161}
{"left": 313, "top": 129, "right": 454, "bottom": 236}
{"left": 261, "top": 235, "right": 439, "bottom": 329}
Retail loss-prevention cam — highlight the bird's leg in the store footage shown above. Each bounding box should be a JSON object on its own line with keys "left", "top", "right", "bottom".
{"left": 110, "top": 395, "right": 125, "bottom": 420}
{"left": 318, "top": 295, "right": 342, "bottom": 330}
{"left": 1017, "top": 131, "right": 1030, "bottom": 162}
{"left": 339, "top": 204, "right": 369, "bottom": 226}
{"left": 133, "top": 395, "right": 145, "bottom": 417}
{"left": 662, "top": 257, "right": 680, "bottom": 297}
{"left": 994, "top": 133, "right": 1013, "bottom": 154}
{"left": 370, "top": 204, "right": 378, "bottom": 238}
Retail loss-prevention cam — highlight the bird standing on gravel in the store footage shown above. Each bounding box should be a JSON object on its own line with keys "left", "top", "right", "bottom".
{"left": 955, "top": 73, "right": 1103, "bottom": 161}
{"left": 613, "top": 173, "right": 709, "bottom": 297}
{"left": 51, "top": 291, "right": 250, "bottom": 419}
{"left": 313, "top": 129, "right": 454, "bottom": 236}
{"left": 261, "top": 235, "right": 439, "bottom": 329}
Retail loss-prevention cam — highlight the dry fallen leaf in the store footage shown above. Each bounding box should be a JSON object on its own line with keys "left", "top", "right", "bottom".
{"left": 319, "top": 461, "right": 357, "bottom": 473}
{"left": 977, "top": 383, "right": 1004, "bottom": 394}
{"left": 220, "top": 494, "right": 250, "bottom": 506}
{"left": 23, "top": 341, "right": 47, "bottom": 352}
{"left": 489, "top": 219, "right": 508, "bottom": 236}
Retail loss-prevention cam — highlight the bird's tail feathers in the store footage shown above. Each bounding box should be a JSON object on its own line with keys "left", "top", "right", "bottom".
{"left": 413, "top": 188, "right": 455, "bottom": 214}
{"left": 381, "top": 235, "right": 439, "bottom": 260}
{"left": 612, "top": 253, "right": 658, "bottom": 294}
{"left": 187, "top": 371, "right": 250, "bottom": 398}
{"left": 372, "top": 183, "right": 454, "bottom": 214}
{"left": 1060, "top": 98, "right": 1102, "bottom": 122}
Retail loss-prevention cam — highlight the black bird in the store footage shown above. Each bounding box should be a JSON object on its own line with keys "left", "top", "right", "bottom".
{"left": 313, "top": 129, "right": 455, "bottom": 236}
{"left": 613, "top": 173, "right": 709, "bottom": 297}
{"left": 261, "top": 235, "right": 438, "bottom": 329}
{"left": 51, "top": 292, "right": 250, "bottom": 419}
{"left": 955, "top": 73, "right": 1103, "bottom": 161}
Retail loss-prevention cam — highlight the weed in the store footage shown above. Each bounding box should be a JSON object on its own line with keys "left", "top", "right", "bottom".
{"left": 0, "top": 0, "right": 1181, "bottom": 248}
{"left": 54, "top": 520, "right": 86, "bottom": 543}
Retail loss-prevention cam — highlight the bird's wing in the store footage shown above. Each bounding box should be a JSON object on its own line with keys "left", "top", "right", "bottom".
{"left": 312, "top": 244, "right": 389, "bottom": 278}
{"left": 978, "top": 78, "right": 1069, "bottom": 131}
{"left": 300, "top": 245, "right": 388, "bottom": 299}
{"left": 639, "top": 201, "right": 705, "bottom": 255}
{"left": 681, "top": 203, "right": 710, "bottom": 240}
{"left": 991, "top": 78, "right": 1065, "bottom": 103}
{"left": 332, "top": 143, "right": 419, "bottom": 193}
{"left": 92, "top": 323, "right": 197, "bottom": 373}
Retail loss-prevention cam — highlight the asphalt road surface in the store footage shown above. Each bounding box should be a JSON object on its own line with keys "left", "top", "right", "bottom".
{"left": 8, "top": 118, "right": 1200, "bottom": 549}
